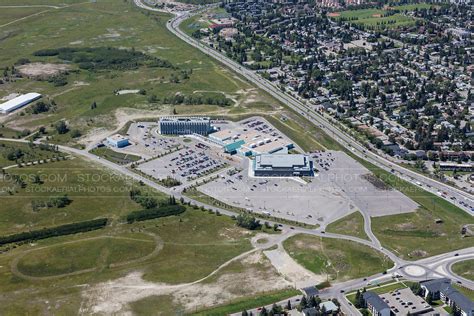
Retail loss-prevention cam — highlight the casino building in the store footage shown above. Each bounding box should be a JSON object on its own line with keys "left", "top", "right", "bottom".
{"left": 253, "top": 154, "right": 314, "bottom": 177}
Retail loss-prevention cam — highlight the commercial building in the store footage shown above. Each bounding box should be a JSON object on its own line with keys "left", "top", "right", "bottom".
{"left": 209, "top": 127, "right": 294, "bottom": 156}
{"left": 379, "top": 288, "right": 432, "bottom": 315}
{"left": 253, "top": 154, "right": 314, "bottom": 177}
{"left": 438, "top": 162, "right": 473, "bottom": 172}
{"left": 420, "top": 278, "right": 474, "bottom": 316}
{"left": 159, "top": 116, "right": 212, "bottom": 136}
{"left": 0, "top": 93, "right": 42, "bottom": 114}
{"left": 106, "top": 134, "right": 130, "bottom": 148}
{"left": 363, "top": 291, "right": 391, "bottom": 316}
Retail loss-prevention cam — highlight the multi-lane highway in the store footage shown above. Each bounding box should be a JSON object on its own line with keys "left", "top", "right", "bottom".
{"left": 141, "top": 2, "right": 473, "bottom": 215}
{"left": 133, "top": 0, "right": 474, "bottom": 310}
{"left": 5, "top": 1, "right": 469, "bottom": 314}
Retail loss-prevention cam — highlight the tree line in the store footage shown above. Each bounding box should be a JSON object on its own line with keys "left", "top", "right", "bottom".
{"left": 0, "top": 218, "right": 108, "bottom": 246}
{"left": 33, "top": 47, "right": 173, "bottom": 71}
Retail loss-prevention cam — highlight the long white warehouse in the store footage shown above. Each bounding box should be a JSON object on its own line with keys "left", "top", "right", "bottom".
{"left": 0, "top": 93, "right": 42, "bottom": 114}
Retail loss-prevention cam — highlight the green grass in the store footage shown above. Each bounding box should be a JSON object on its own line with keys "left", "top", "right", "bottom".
{"left": 16, "top": 233, "right": 156, "bottom": 277}
{"left": 130, "top": 295, "right": 181, "bottom": 316}
{"left": 346, "top": 152, "right": 474, "bottom": 260}
{"left": 265, "top": 113, "right": 342, "bottom": 152}
{"left": 193, "top": 289, "right": 300, "bottom": 316}
{"left": 283, "top": 234, "right": 392, "bottom": 282}
{"left": 331, "top": 4, "right": 436, "bottom": 29}
{"left": 326, "top": 211, "right": 369, "bottom": 240}
{"left": 0, "top": 0, "right": 268, "bottom": 144}
{"left": 452, "top": 260, "right": 474, "bottom": 282}
{"left": 453, "top": 284, "right": 474, "bottom": 301}
{"left": 0, "top": 7, "right": 46, "bottom": 26}
{"left": 0, "top": 0, "right": 84, "bottom": 5}
{"left": 0, "top": 157, "right": 146, "bottom": 235}
{"left": 0, "top": 208, "right": 255, "bottom": 314}
{"left": 443, "top": 305, "right": 453, "bottom": 314}
{"left": 0, "top": 140, "right": 61, "bottom": 168}
{"left": 346, "top": 282, "right": 408, "bottom": 304}
{"left": 90, "top": 147, "right": 141, "bottom": 164}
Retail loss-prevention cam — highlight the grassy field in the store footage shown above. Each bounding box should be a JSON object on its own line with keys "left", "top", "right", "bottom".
{"left": 0, "top": 7, "right": 46, "bottom": 26}
{"left": 0, "top": 157, "right": 145, "bottom": 235}
{"left": 129, "top": 295, "right": 180, "bottom": 316}
{"left": 283, "top": 234, "right": 392, "bottom": 281}
{"left": 452, "top": 260, "right": 474, "bottom": 282}
{"left": 16, "top": 233, "right": 156, "bottom": 277}
{"left": 0, "top": 0, "right": 276, "bottom": 145}
{"left": 0, "top": 0, "right": 83, "bottom": 4}
{"left": 0, "top": 140, "right": 61, "bottom": 168}
{"left": 193, "top": 289, "right": 300, "bottom": 316}
{"left": 0, "top": 207, "right": 256, "bottom": 314}
{"left": 335, "top": 9, "right": 416, "bottom": 29}
{"left": 326, "top": 211, "right": 369, "bottom": 240}
{"left": 331, "top": 3, "right": 436, "bottom": 29}
{"left": 90, "top": 147, "right": 141, "bottom": 164}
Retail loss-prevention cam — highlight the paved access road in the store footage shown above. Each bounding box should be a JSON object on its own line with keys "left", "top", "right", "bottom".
{"left": 135, "top": 0, "right": 474, "bottom": 215}
{"left": 3, "top": 136, "right": 472, "bottom": 316}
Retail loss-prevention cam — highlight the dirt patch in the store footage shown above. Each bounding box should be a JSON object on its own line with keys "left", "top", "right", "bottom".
{"left": 80, "top": 251, "right": 290, "bottom": 314}
{"left": 372, "top": 13, "right": 382, "bottom": 18}
{"left": 409, "top": 249, "right": 428, "bottom": 258}
{"left": 17, "top": 63, "right": 70, "bottom": 78}
{"left": 174, "top": 252, "right": 288, "bottom": 311}
{"left": 395, "top": 222, "right": 417, "bottom": 230}
{"left": 219, "top": 227, "right": 251, "bottom": 241}
{"left": 328, "top": 12, "right": 341, "bottom": 17}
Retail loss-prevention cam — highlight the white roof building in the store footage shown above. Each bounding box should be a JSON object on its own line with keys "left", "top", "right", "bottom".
{"left": 0, "top": 93, "right": 42, "bottom": 114}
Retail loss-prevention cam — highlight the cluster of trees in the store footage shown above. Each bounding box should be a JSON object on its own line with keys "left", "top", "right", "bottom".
{"left": 236, "top": 213, "right": 261, "bottom": 230}
{"left": 242, "top": 296, "right": 340, "bottom": 316}
{"left": 0, "top": 218, "right": 108, "bottom": 246}
{"left": 161, "top": 93, "right": 232, "bottom": 107}
{"left": 33, "top": 47, "right": 173, "bottom": 71}
{"left": 126, "top": 204, "right": 185, "bottom": 223}
{"left": 129, "top": 188, "right": 162, "bottom": 209}
{"left": 158, "top": 176, "right": 182, "bottom": 187}
{"left": 1, "top": 142, "right": 59, "bottom": 162}
{"left": 55, "top": 121, "right": 69, "bottom": 134}
{"left": 4, "top": 148, "right": 24, "bottom": 161}
{"left": 31, "top": 195, "right": 71, "bottom": 212}
{"left": 30, "top": 100, "right": 55, "bottom": 114}
{"left": 354, "top": 289, "right": 367, "bottom": 309}
{"left": 48, "top": 74, "right": 68, "bottom": 87}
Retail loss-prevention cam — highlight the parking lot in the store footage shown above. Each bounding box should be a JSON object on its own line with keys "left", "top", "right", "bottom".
{"left": 120, "top": 122, "right": 181, "bottom": 159}
{"left": 198, "top": 151, "right": 419, "bottom": 226}
{"left": 136, "top": 140, "right": 229, "bottom": 185}
{"left": 210, "top": 116, "right": 301, "bottom": 154}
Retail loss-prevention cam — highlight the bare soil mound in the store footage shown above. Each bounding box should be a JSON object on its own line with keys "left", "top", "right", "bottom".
{"left": 17, "top": 63, "right": 70, "bottom": 78}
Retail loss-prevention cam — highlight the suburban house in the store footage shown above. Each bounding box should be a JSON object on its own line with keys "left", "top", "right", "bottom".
{"left": 420, "top": 278, "right": 474, "bottom": 316}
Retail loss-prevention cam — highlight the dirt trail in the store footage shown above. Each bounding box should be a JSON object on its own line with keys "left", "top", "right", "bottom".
{"left": 10, "top": 234, "right": 162, "bottom": 282}
{"left": 79, "top": 248, "right": 295, "bottom": 315}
